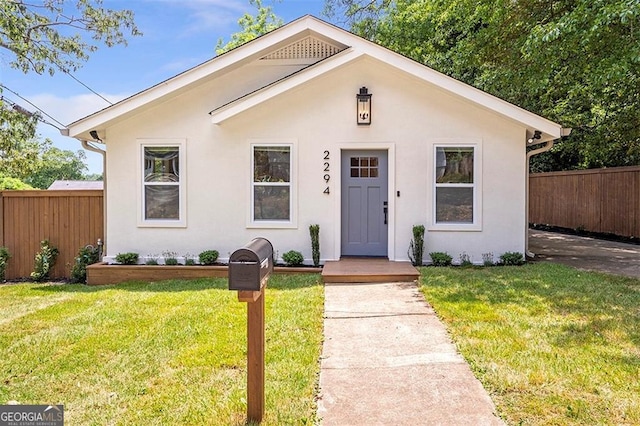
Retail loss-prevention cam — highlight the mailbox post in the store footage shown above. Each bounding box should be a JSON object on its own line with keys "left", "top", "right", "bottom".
{"left": 228, "top": 238, "right": 273, "bottom": 423}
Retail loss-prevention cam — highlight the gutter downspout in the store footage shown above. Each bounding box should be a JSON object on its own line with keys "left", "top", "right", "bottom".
{"left": 525, "top": 127, "right": 572, "bottom": 257}
{"left": 80, "top": 139, "right": 107, "bottom": 260}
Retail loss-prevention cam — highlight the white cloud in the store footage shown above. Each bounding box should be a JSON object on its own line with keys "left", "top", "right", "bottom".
{"left": 29, "top": 92, "right": 130, "bottom": 126}
{"left": 26, "top": 92, "right": 129, "bottom": 174}
{"left": 177, "top": 0, "right": 248, "bottom": 38}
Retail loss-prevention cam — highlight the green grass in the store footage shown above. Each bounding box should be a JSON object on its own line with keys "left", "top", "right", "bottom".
{"left": 419, "top": 263, "right": 640, "bottom": 425}
{"left": 0, "top": 275, "right": 323, "bottom": 425}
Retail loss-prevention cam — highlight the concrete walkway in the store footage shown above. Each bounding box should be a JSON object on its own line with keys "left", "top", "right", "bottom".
{"left": 317, "top": 282, "right": 504, "bottom": 425}
{"left": 529, "top": 229, "right": 640, "bottom": 279}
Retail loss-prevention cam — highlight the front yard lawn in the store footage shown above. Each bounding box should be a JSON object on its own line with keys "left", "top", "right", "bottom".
{"left": 419, "top": 263, "right": 640, "bottom": 425}
{"left": 0, "top": 275, "right": 323, "bottom": 425}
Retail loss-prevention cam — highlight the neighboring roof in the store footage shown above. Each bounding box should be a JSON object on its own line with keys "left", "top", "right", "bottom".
{"left": 48, "top": 180, "right": 103, "bottom": 190}
{"left": 65, "top": 15, "right": 569, "bottom": 143}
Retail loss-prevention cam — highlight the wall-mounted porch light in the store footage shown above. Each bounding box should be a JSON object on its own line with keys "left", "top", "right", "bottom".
{"left": 356, "top": 87, "right": 372, "bottom": 125}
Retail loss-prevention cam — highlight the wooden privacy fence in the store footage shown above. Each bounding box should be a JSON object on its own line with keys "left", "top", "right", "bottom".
{"left": 529, "top": 166, "right": 640, "bottom": 238}
{"left": 0, "top": 190, "right": 103, "bottom": 280}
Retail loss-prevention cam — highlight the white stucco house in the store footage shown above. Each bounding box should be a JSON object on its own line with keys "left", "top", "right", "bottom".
{"left": 63, "top": 16, "right": 570, "bottom": 265}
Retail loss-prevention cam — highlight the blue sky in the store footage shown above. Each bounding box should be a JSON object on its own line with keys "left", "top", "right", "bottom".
{"left": 1, "top": 0, "right": 332, "bottom": 174}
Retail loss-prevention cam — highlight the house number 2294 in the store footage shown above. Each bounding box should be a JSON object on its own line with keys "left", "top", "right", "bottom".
{"left": 323, "top": 150, "right": 330, "bottom": 194}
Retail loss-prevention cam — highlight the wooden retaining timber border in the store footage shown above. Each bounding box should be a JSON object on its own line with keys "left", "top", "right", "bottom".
{"left": 86, "top": 263, "right": 322, "bottom": 286}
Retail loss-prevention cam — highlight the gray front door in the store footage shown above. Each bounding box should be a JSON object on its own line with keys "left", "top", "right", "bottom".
{"left": 341, "top": 150, "right": 388, "bottom": 257}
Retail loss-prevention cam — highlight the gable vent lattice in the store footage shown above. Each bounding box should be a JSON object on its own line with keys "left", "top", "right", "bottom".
{"left": 261, "top": 36, "right": 344, "bottom": 60}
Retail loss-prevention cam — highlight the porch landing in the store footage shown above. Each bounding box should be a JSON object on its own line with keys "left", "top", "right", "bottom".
{"left": 321, "top": 258, "right": 420, "bottom": 283}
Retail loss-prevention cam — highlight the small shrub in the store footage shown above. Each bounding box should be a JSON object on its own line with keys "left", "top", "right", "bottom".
{"left": 163, "top": 251, "right": 179, "bottom": 265}
{"left": 459, "top": 252, "right": 473, "bottom": 267}
{"left": 499, "top": 251, "right": 525, "bottom": 266}
{"left": 184, "top": 253, "right": 196, "bottom": 266}
{"left": 31, "top": 239, "right": 59, "bottom": 282}
{"left": 309, "top": 224, "right": 320, "bottom": 267}
{"left": 0, "top": 247, "right": 11, "bottom": 281}
{"left": 282, "top": 250, "right": 304, "bottom": 266}
{"left": 70, "top": 244, "right": 100, "bottom": 283}
{"left": 408, "top": 225, "right": 425, "bottom": 266}
{"left": 145, "top": 258, "right": 159, "bottom": 265}
{"left": 482, "top": 252, "right": 494, "bottom": 267}
{"left": 429, "top": 251, "right": 452, "bottom": 267}
{"left": 199, "top": 250, "right": 219, "bottom": 265}
{"left": 115, "top": 252, "right": 139, "bottom": 265}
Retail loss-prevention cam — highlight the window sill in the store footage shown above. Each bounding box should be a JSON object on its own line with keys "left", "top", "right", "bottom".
{"left": 428, "top": 223, "right": 482, "bottom": 232}
{"left": 247, "top": 221, "right": 297, "bottom": 229}
{"left": 138, "top": 220, "right": 187, "bottom": 228}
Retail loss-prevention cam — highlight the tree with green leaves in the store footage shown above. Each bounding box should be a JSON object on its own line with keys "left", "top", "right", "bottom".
{"left": 1, "top": 0, "right": 140, "bottom": 75}
{"left": 0, "top": 0, "right": 140, "bottom": 182}
{"left": 216, "top": 0, "right": 284, "bottom": 55}
{"left": 324, "top": 0, "right": 640, "bottom": 171}
{"left": 0, "top": 102, "right": 40, "bottom": 177}
{"left": 0, "top": 136, "right": 89, "bottom": 189}
{"left": 25, "top": 144, "right": 89, "bottom": 189}
{"left": 0, "top": 174, "right": 33, "bottom": 190}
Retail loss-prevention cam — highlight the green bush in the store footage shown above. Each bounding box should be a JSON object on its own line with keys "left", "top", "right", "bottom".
{"left": 0, "top": 175, "right": 34, "bottom": 190}
{"left": 499, "top": 251, "right": 525, "bottom": 266}
{"left": 70, "top": 244, "right": 101, "bottom": 283}
{"left": 429, "top": 251, "right": 452, "bottom": 267}
{"left": 198, "top": 250, "right": 219, "bottom": 265}
{"left": 309, "top": 224, "right": 320, "bottom": 267}
{"left": 408, "top": 225, "right": 425, "bottom": 266}
{"left": 115, "top": 252, "right": 139, "bottom": 265}
{"left": 0, "top": 247, "right": 11, "bottom": 281}
{"left": 282, "top": 250, "right": 304, "bottom": 266}
{"left": 31, "top": 240, "right": 59, "bottom": 281}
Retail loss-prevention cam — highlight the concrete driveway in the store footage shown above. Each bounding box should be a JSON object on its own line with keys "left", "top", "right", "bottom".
{"left": 529, "top": 229, "right": 640, "bottom": 279}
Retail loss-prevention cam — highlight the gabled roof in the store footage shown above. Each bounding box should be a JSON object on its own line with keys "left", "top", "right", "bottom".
{"left": 65, "top": 15, "right": 569, "bottom": 142}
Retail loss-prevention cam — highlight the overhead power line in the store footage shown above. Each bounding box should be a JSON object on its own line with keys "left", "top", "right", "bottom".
{"left": 64, "top": 71, "right": 113, "bottom": 105}
{"left": 1, "top": 84, "right": 67, "bottom": 129}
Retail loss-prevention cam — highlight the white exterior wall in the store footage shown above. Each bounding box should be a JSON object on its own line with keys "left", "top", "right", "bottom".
{"left": 104, "top": 56, "right": 526, "bottom": 265}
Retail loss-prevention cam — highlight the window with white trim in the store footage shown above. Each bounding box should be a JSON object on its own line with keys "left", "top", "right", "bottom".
{"left": 434, "top": 146, "right": 476, "bottom": 225}
{"left": 252, "top": 145, "right": 292, "bottom": 223}
{"left": 139, "top": 140, "right": 186, "bottom": 227}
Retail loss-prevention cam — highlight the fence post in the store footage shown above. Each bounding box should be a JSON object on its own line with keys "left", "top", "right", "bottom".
{"left": 0, "top": 192, "right": 4, "bottom": 247}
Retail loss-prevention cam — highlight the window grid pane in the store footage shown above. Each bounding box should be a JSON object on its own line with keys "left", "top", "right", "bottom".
{"left": 145, "top": 185, "right": 180, "bottom": 220}
{"left": 350, "top": 156, "right": 379, "bottom": 178}
{"left": 436, "top": 147, "right": 473, "bottom": 184}
{"left": 254, "top": 147, "right": 290, "bottom": 183}
{"left": 144, "top": 147, "right": 179, "bottom": 183}
{"left": 436, "top": 187, "right": 473, "bottom": 223}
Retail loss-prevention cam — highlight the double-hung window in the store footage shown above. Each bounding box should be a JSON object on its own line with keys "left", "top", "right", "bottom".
{"left": 139, "top": 139, "right": 186, "bottom": 227}
{"left": 433, "top": 145, "right": 480, "bottom": 229}
{"left": 251, "top": 144, "right": 294, "bottom": 226}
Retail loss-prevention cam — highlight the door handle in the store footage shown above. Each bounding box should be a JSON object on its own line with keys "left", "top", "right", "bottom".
{"left": 383, "top": 201, "right": 388, "bottom": 225}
